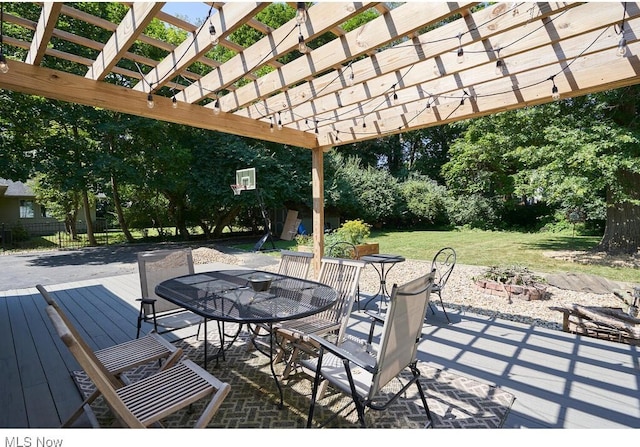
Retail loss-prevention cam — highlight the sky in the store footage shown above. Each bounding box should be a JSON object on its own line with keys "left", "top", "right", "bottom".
{"left": 161, "top": 2, "right": 213, "bottom": 24}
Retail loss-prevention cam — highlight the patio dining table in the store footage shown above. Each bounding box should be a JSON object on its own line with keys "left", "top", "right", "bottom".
{"left": 155, "top": 269, "right": 338, "bottom": 406}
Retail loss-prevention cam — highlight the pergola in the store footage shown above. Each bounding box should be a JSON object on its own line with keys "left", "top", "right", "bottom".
{"left": 1, "top": 2, "right": 640, "bottom": 270}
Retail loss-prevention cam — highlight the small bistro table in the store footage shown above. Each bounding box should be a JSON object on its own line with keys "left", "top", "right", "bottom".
{"left": 361, "top": 253, "right": 406, "bottom": 312}
{"left": 155, "top": 269, "right": 338, "bottom": 406}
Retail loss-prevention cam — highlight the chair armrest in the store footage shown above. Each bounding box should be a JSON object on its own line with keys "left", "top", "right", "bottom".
{"left": 364, "top": 310, "right": 384, "bottom": 344}
{"left": 136, "top": 298, "right": 157, "bottom": 305}
{"left": 308, "top": 334, "right": 377, "bottom": 374}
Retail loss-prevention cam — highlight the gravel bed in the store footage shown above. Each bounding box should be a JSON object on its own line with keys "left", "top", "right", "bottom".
{"left": 192, "top": 247, "right": 629, "bottom": 332}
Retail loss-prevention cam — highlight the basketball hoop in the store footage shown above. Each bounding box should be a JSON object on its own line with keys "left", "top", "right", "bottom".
{"left": 231, "top": 184, "right": 245, "bottom": 196}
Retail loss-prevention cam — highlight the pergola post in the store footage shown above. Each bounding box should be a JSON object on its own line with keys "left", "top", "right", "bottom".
{"left": 311, "top": 146, "right": 328, "bottom": 277}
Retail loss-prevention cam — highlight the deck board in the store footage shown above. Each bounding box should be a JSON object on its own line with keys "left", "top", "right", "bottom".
{"left": 1, "top": 266, "right": 639, "bottom": 429}
{"left": 0, "top": 295, "right": 28, "bottom": 427}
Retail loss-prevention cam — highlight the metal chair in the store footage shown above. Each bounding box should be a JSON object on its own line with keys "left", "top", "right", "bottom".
{"left": 327, "top": 241, "right": 359, "bottom": 259}
{"left": 276, "top": 257, "right": 366, "bottom": 383}
{"left": 136, "top": 248, "right": 204, "bottom": 338}
{"left": 428, "top": 247, "right": 456, "bottom": 323}
{"left": 303, "top": 271, "right": 436, "bottom": 428}
{"left": 278, "top": 249, "right": 314, "bottom": 279}
{"left": 45, "top": 305, "right": 230, "bottom": 428}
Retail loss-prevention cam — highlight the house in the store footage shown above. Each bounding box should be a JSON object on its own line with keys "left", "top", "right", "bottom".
{"left": 0, "top": 179, "right": 95, "bottom": 239}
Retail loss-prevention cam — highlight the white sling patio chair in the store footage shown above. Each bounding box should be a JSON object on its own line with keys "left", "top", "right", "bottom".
{"left": 46, "top": 305, "right": 230, "bottom": 428}
{"left": 303, "top": 270, "right": 436, "bottom": 428}
{"left": 136, "top": 248, "right": 204, "bottom": 339}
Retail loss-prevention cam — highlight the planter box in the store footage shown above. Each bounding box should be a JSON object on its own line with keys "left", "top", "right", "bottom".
{"left": 297, "top": 242, "right": 379, "bottom": 259}
{"left": 475, "top": 279, "right": 547, "bottom": 301}
{"left": 355, "top": 243, "right": 379, "bottom": 259}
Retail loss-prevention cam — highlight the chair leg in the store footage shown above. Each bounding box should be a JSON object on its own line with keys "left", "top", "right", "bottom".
{"left": 437, "top": 291, "right": 451, "bottom": 323}
{"left": 412, "top": 366, "right": 434, "bottom": 428}
{"left": 282, "top": 345, "right": 300, "bottom": 379}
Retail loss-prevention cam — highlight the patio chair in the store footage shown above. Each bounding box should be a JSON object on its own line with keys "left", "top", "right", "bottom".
{"left": 46, "top": 305, "right": 230, "bottom": 428}
{"left": 136, "top": 248, "right": 204, "bottom": 339}
{"left": 278, "top": 249, "right": 314, "bottom": 279}
{"left": 327, "top": 241, "right": 362, "bottom": 310}
{"left": 303, "top": 270, "right": 436, "bottom": 428}
{"left": 327, "top": 241, "right": 359, "bottom": 259}
{"left": 276, "top": 257, "right": 366, "bottom": 384}
{"left": 428, "top": 247, "right": 456, "bottom": 323}
{"left": 36, "top": 284, "right": 182, "bottom": 427}
{"left": 246, "top": 250, "right": 314, "bottom": 351}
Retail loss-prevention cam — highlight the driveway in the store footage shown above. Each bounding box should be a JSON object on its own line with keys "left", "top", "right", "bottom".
{"left": 0, "top": 245, "right": 152, "bottom": 291}
{"left": 0, "top": 242, "right": 279, "bottom": 292}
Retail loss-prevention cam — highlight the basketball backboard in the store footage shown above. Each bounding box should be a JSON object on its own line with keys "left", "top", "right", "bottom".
{"left": 235, "top": 168, "right": 256, "bottom": 191}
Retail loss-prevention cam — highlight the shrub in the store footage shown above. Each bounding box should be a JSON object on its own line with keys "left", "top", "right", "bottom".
{"left": 335, "top": 219, "right": 371, "bottom": 244}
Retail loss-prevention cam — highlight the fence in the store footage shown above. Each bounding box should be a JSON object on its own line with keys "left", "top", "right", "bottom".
{"left": 1, "top": 219, "right": 111, "bottom": 252}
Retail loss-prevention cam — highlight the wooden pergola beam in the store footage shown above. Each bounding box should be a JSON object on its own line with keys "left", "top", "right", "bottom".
{"left": 1, "top": 60, "right": 318, "bottom": 149}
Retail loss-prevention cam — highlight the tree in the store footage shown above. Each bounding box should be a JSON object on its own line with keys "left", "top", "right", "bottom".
{"left": 444, "top": 97, "right": 640, "bottom": 253}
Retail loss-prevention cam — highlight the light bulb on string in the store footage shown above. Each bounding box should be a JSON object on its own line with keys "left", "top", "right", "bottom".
{"left": 295, "top": 2, "right": 307, "bottom": 24}
{"left": 147, "top": 93, "right": 154, "bottom": 109}
{"left": 0, "top": 54, "right": 8, "bottom": 74}
{"left": 213, "top": 97, "right": 220, "bottom": 115}
{"left": 549, "top": 76, "right": 561, "bottom": 100}
{"left": 494, "top": 48, "right": 506, "bottom": 75}
{"left": 617, "top": 36, "right": 627, "bottom": 57}
{"left": 456, "top": 33, "right": 464, "bottom": 64}
{"left": 209, "top": 24, "right": 219, "bottom": 45}
{"left": 298, "top": 33, "right": 307, "bottom": 53}
{"left": 269, "top": 116, "right": 274, "bottom": 133}
{"left": 277, "top": 112, "right": 283, "bottom": 130}
{"left": 0, "top": 4, "right": 8, "bottom": 74}
{"left": 172, "top": 97, "right": 178, "bottom": 109}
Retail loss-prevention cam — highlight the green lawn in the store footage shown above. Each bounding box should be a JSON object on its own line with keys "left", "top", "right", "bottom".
{"left": 237, "top": 229, "right": 637, "bottom": 283}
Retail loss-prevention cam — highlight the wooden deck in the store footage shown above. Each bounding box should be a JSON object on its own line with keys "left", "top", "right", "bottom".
{"left": 1, "top": 263, "right": 638, "bottom": 429}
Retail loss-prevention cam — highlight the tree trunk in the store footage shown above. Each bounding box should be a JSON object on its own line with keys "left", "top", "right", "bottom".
{"left": 598, "top": 169, "right": 640, "bottom": 254}
{"left": 110, "top": 172, "right": 134, "bottom": 243}
{"left": 82, "top": 189, "right": 97, "bottom": 246}
{"left": 213, "top": 206, "right": 242, "bottom": 238}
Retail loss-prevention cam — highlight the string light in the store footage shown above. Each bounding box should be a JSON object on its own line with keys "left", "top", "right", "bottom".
{"left": 617, "top": 36, "right": 628, "bottom": 57}
{"left": 295, "top": 2, "right": 307, "bottom": 24}
{"left": 277, "top": 112, "right": 283, "bottom": 130}
{"left": 456, "top": 33, "right": 464, "bottom": 64}
{"left": 209, "top": 23, "right": 219, "bottom": 45}
{"left": 548, "top": 76, "right": 560, "bottom": 100}
{"left": 147, "top": 93, "right": 154, "bottom": 109}
{"left": 251, "top": 3, "right": 613, "bottom": 140}
{"left": 0, "top": 3, "right": 7, "bottom": 74}
{"left": 298, "top": 27, "right": 307, "bottom": 53}
{"left": 213, "top": 96, "right": 221, "bottom": 115}
{"left": 269, "top": 116, "right": 274, "bottom": 133}
{"left": 172, "top": 96, "right": 178, "bottom": 108}
{"left": 615, "top": 3, "right": 628, "bottom": 57}
{"left": 391, "top": 85, "right": 398, "bottom": 105}
{"left": 346, "top": 64, "right": 355, "bottom": 86}
{"left": 495, "top": 48, "right": 506, "bottom": 75}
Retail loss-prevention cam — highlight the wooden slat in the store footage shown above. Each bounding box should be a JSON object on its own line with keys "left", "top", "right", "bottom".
{"left": 180, "top": 2, "right": 376, "bottom": 107}
{"left": 6, "top": 294, "right": 60, "bottom": 427}
{"left": 0, "top": 295, "right": 28, "bottom": 427}
{"left": 24, "top": 2, "right": 62, "bottom": 66}
{"left": 219, "top": 2, "right": 475, "bottom": 113}
{"left": 86, "top": 2, "right": 165, "bottom": 81}
{"left": 134, "top": 2, "right": 266, "bottom": 95}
